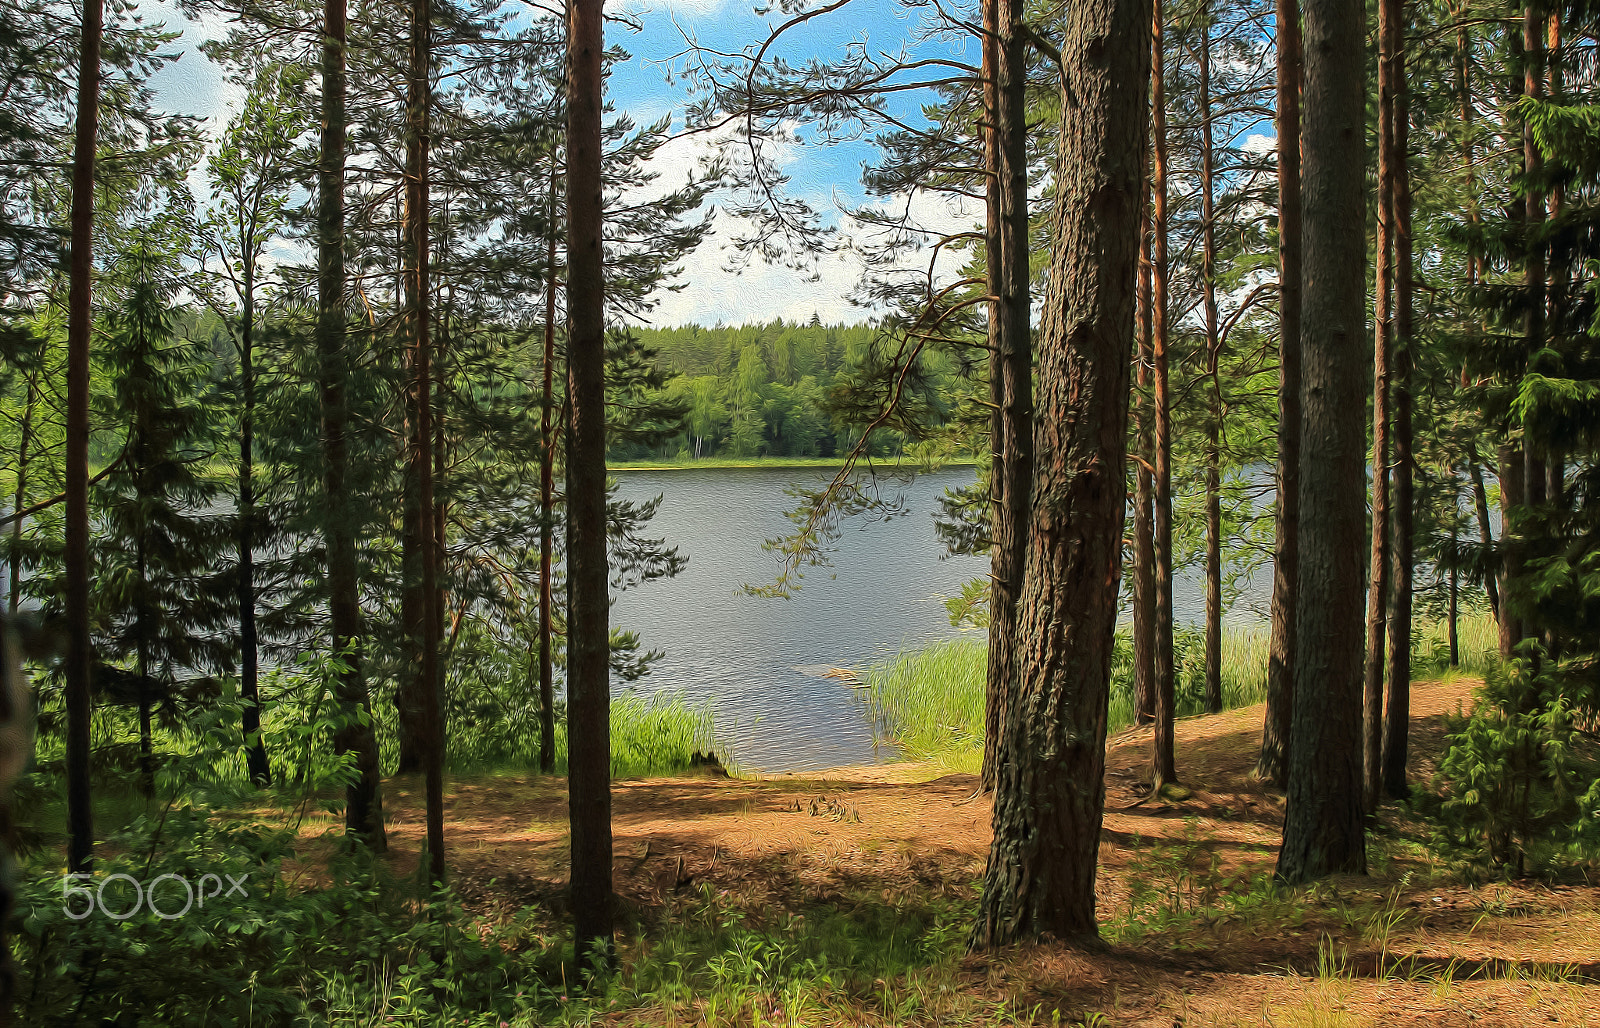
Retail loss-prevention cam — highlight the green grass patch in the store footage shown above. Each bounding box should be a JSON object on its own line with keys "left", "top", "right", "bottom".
{"left": 865, "top": 615, "right": 1498, "bottom": 772}
{"left": 863, "top": 623, "right": 1270, "bottom": 772}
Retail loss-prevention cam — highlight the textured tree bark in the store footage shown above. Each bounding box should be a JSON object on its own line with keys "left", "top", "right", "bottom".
{"left": 64, "top": 0, "right": 103, "bottom": 877}
{"left": 319, "top": 0, "right": 386, "bottom": 850}
{"left": 1364, "top": 0, "right": 1395, "bottom": 815}
{"left": 1382, "top": 0, "right": 1413, "bottom": 800}
{"left": 1275, "top": 0, "right": 1367, "bottom": 884}
{"left": 1150, "top": 0, "right": 1177, "bottom": 790}
{"left": 1259, "top": 0, "right": 1301, "bottom": 787}
{"left": 1133, "top": 170, "right": 1156, "bottom": 727}
{"left": 406, "top": 0, "right": 444, "bottom": 885}
{"left": 567, "top": 0, "right": 614, "bottom": 966}
{"left": 1198, "top": 3, "right": 1223, "bottom": 717}
{"left": 539, "top": 162, "right": 558, "bottom": 774}
{"left": 971, "top": 0, "right": 1149, "bottom": 948}
{"left": 981, "top": 0, "right": 1034, "bottom": 793}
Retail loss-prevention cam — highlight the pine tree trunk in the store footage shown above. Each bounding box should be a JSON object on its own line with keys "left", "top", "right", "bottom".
{"left": 1275, "top": 0, "right": 1368, "bottom": 884}
{"left": 1382, "top": 0, "right": 1413, "bottom": 799}
{"left": 318, "top": 0, "right": 385, "bottom": 850}
{"left": 971, "top": 0, "right": 1149, "bottom": 948}
{"left": 239, "top": 262, "right": 270, "bottom": 786}
{"left": 1467, "top": 449, "right": 1499, "bottom": 618}
{"left": 1364, "top": 0, "right": 1396, "bottom": 814}
{"left": 1150, "top": 0, "right": 1177, "bottom": 790}
{"left": 980, "top": 0, "right": 1033, "bottom": 793}
{"left": 9, "top": 373, "right": 36, "bottom": 616}
{"left": 1199, "top": 4, "right": 1223, "bottom": 717}
{"left": 407, "top": 0, "right": 444, "bottom": 886}
{"left": 1497, "top": 445, "right": 1523, "bottom": 658}
{"left": 539, "top": 162, "right": 558, "bottom": 775}
{"left": 1133, "top": 173, "right": 1156, "bottom": 727}
{"left": 64, "top": 0, "right": 103, "bottom": 877}
{"left": 566, "top": 0, "right": 613, "bottom": 966}
{"left": 1259, "top": 0, "right": 1301, "bottom": 787}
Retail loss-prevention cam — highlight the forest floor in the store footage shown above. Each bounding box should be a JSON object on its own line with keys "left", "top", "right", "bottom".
{"left": 323, "top": 675, "right": 1600, "bottom": 1027}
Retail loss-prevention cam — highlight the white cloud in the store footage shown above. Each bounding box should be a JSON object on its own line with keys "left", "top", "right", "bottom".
{"left": 627, "top": 122, "right": 981, "bottom": 327}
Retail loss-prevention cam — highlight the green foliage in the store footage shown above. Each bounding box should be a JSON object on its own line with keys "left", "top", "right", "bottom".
{"left": 622, "top": 321, "right": 949, "bottom": 462}
{"left": 864, "top": 625, "right": 1271, "bottom": 771}
{"left": 1429, "top": 652, "right": 1600, "bottom": 878}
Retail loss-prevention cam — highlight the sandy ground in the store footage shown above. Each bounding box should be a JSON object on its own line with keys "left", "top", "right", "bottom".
{"left": 336, "top": 676, "right": 1600, "bottom": 1026}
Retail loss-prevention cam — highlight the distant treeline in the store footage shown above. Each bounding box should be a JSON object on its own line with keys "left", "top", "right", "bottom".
{"left": 615, "top": 318, "right": 965, "bottom": 461}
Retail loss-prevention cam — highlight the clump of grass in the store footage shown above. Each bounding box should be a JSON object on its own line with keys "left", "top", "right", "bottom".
{"left": 865, "top": 623, "right": 1276, "bottom": 771}
{"left": 446, "top": 692, "right": 719, "bottom": 778}
{"left": 863, "top": 639, "right": 986, "bottom": 773}
{"left": 1411, "top": 612, "right": 1498, "bottom": 678}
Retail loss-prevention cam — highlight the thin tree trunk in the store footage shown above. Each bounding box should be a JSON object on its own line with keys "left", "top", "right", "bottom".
{"left": 9, "top": 372, "right": 36, "bottom": 615}
{"left": 1382, "top": 0, "right": 1413, "bottom": 799}
{"left": 1466, "top": 448, "right": 1499, "bottom": 616}
{"left": 538, "top": 160, "right": 558, "bottom": 774}
{"left": 1259, "top": 0, "right": 1301, "bottom": 786}
{"left": 981, "top": 0, "right": 1033, "bottom": 793}
{"left": 239, "top": 261, "right": 270, "bottom": 786}
{"left": 1199, "top": 3, "right": 1223, "bottom": 717}
{"left": 64, "top": 0, "right": 103, "bottom": 877}
{"left": 407, "top": 0, "right": 444, "bottom": 886}
{"left": 566, "top": 0, "right": 613, "bottom": 966}
{"left": 1275, "top": 0, "right": 1367, "bottom": 883}
{"left": 319, "top": 0, "right": 385, "bottom": 850}
{"left": 1364, "top": 0, "right": 1396, "bottom": 814}
{"left": 981, "top": 0, "right": 1003, "bottom": 789}
{"left": 137, "top": 537, "right": 151, "bottom": 797}
{"left": 1448, "top": 515, "right": 1460, "bottom": 667}
{"left": 1133, "top": 163, "right": 1156, "bottom": 727}
{"left": 1497, "top": 444, "right": 1523, "bottom": 658}
{"left": 973, "top": 0, "right": 1150, "bottom": 945}
{"left": 1150, "top": 0, "right": 1177, "bottom": 790}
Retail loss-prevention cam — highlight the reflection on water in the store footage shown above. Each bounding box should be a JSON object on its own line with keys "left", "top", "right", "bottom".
{"left": 610, "top": 465, "right": 1269, "bottom": 773}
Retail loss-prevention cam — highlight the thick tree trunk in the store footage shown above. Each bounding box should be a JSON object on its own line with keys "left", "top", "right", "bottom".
{"left": 1150, "top": 0, "right": 1177, "bottom": 790}
{"left": 1133, "top": 172, "right": 1156, "bottom": 727}
{"left": 566, "top": 0, "right": 613, "bottom": 966}
{"left": 318, "top": 0, "right": 385, "bottom": 850}
{"left": 1364, "top": 0, "right": 1395, "bottom": 814}
{"left": 1259, "top": 0, "right": 1301, "bottom": 787}
{"left": 64, "top": 0, "right": 103, "bottom": 877}
{"left": 539, "top": 162, "right": 558, "bottom": 774}
{"left": 1383, "top": 0, "right": 1413, "bottom": 799}
{"left": 971, "top": 0, "right": 1149, "bottom": 948}
{"left": 1275, "top": 0, "right": 1367, "bottom": 884}
{"left": 981, "top": 0, "right": 1033, "bottom": 792}
{"left": 1199, "top": 4, "right": 1223, "bottom": 717}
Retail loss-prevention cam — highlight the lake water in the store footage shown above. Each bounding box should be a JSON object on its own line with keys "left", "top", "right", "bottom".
{"left": 610, "top": 465, "right": 1269, "bottom": 773}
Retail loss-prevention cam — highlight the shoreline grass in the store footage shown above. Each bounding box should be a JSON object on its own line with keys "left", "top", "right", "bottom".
{"left": 863, "top": 614, "right": 1498, "bottom": 772}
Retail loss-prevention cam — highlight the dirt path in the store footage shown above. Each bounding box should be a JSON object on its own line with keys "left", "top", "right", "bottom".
{"left": 364, "top": 675, "right": 1600, "bottom": 1026}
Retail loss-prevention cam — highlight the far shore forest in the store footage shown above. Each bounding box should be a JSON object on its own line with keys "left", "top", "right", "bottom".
{"left": 1, "top": 0, "right": 1598, "bottom": 1023}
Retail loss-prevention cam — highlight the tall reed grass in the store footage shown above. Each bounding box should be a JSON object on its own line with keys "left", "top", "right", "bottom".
{"left": 866, "top": 614, "right": 1499, "bottom": 772}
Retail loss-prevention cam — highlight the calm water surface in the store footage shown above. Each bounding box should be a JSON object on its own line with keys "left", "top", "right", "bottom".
{"left": 610, "top": 465, "right": 1268, "bottom": 773}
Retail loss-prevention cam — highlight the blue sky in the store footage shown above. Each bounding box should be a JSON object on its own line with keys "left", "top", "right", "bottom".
{"left": 142, "top": 0, "right": 983, "bottom": 326}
